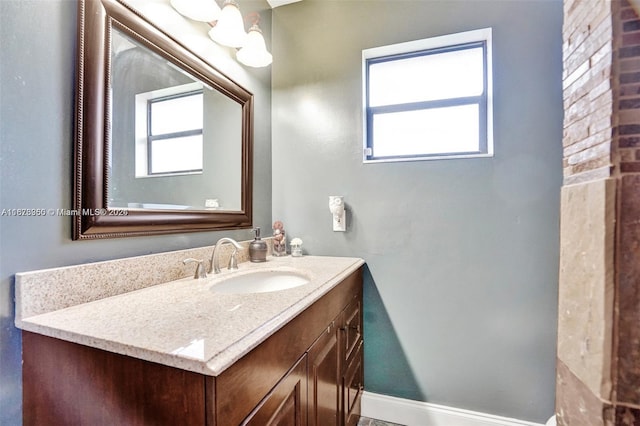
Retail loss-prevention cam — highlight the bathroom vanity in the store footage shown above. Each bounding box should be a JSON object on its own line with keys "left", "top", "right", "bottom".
{"left": 16, "top": 254, "right": 364, "bottom": 425}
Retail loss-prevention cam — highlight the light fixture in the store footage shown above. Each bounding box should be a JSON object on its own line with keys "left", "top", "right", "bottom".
{"left": 169, "top": 0, "right": 272, "bottom": 67}
{"left": 237, "top": 23, "right": 273, "bottom": 68}
{"left": 208, "top": 0, "right": 247, "bottom": 48}
{"left": 170, "top": 0, "right": 221, "bottom": 22}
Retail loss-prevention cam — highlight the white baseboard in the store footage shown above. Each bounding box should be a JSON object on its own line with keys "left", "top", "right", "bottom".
{"left": 361, "top": 392, "right": 546, "bottom": 426}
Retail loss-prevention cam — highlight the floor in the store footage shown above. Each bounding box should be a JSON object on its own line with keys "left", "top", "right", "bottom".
{"left": 358, "top": 417, "right": 405, "bottom": 426}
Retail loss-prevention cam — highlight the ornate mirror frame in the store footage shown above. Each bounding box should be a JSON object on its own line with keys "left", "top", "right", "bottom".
{"left": 74, "top": 0, "right": 253, "bottom": 240}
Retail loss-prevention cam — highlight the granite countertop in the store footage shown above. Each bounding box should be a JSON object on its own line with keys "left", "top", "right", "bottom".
{"left": 17, "top": 255, "right": 364, "bottom": 376}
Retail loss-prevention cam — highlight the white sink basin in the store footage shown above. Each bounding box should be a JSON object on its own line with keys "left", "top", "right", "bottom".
{"left": 210, "top": 270, "right": 310, "bottom": 294}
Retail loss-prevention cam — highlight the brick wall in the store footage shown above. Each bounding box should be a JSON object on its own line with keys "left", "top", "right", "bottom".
{"left": 616, "top": 1, "right": 640, "bottom": 173}
{"left": 559, "top": 0, "right": 640, "bottom": 424}
{"left": 562, "top": 0, "right": 614, "bottom": 184}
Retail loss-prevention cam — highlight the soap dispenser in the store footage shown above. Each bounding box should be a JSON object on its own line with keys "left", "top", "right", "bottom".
{"left": 249, "top": 227, "right": 268, "bottom": 262}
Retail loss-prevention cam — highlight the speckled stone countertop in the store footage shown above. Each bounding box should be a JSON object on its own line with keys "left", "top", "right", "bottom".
{"left": 16, "top": 255, "right": 364, "bottom": 376}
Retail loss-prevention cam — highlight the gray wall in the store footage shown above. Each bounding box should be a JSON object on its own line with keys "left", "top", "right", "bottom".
{"left": 0, "top": 1, "right": 271, "bottom": 424}
{"left": 271, "top": 0, "right": 562, "bottom": 423}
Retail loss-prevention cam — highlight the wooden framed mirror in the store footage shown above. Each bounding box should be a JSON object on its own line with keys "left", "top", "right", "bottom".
{"left": 74, "top": 0, "right": 253, "bottom": 239}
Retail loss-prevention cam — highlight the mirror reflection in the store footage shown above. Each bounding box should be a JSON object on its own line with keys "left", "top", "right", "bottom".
{"left": 109, "top": 28, "right": 242, "bottom": 211}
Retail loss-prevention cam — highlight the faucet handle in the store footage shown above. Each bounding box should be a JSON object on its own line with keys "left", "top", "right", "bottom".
{"left": 228, "top": 251, "right": 239, "bottom": 270}
{"left": 183, "top": 258, "right": 208, "bottom": 279}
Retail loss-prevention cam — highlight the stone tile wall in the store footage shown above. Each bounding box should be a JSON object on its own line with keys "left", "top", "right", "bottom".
{"left": 556, "top": 179, "right": 616, "bottom": 425}
{"left": 558, "top": 0, "right": 640, "bottom": 424}
{"left": 562, "top": 0, "right": 614, "bottom": 185}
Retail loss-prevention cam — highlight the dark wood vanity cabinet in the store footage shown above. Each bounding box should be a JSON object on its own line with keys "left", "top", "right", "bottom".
{"left": 22, "top": 267, "right": 363, "bottom": 426}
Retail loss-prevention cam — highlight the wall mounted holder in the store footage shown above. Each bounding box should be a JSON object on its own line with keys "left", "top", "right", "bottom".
{"left": 329, "top": 196, "right": 346, "bottom": 232}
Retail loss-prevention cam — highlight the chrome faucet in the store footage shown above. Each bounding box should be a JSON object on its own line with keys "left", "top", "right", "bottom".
{"left": 210, "top": 237, "right": 243, "bottom": 274}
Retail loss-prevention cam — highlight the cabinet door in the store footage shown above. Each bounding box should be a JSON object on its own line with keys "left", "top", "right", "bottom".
{"left": 308, "top": 322, "right": 340, "bottom": 426}
{"left": 342, "top": 341, "right": 363, "bottom": 426}
{"left": 242, "top": 354, "right": 308, "bottom": 426}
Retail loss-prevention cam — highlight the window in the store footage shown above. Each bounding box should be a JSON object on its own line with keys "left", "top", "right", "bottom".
{"left": 147, "top": 91, "right": 204, "bottom": 174}
{"left": 134, "top": 83, "right": 204, "bottom": 177}
{"left": 362, "top": 28, "right": 493, "bottom": 163}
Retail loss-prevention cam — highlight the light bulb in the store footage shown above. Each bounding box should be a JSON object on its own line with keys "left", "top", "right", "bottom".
{"left": 237, "top": 24, "right": 272, "bottom": 67}
{"left": 208, "top": 0, "right": 247, "bottom": 48}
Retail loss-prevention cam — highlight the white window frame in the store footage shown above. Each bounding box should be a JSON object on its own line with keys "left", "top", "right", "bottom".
{"left": 362, "top": 28, "right": 494, "bottom": 163}
{"left": 134, "top": 82, "right": 204, "bottom": 178}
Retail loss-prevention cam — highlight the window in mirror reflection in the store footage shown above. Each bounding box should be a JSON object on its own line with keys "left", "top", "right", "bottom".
{"left": 108, "top": 26, "right": 244, "bottom": 212}
{"left": 135, "top": 83, "right": 204, "bottom": 177}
